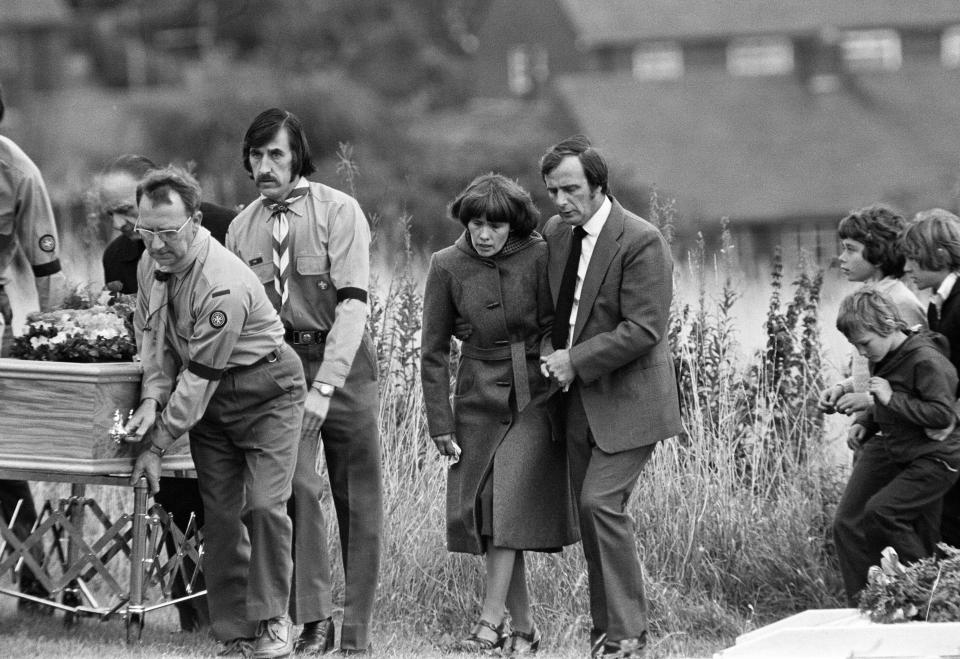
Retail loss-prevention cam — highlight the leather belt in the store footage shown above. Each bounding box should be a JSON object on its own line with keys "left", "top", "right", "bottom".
{"left": 285, "top": 328, "right": 328, "bottom": 345}
{"left": 458, "top": 340, "right": 535, "bottom": 412}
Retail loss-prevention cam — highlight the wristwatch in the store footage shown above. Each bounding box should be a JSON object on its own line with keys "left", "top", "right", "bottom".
{"left": 313, "top": 382, "right": 335, "bottom": 397}
{"left": 148, "top": 443, "right": 166, "bottom": 458}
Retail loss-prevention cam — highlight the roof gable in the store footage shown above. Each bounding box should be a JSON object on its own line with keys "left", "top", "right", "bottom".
{"left": 556, "top": 0, "right": 960, "bottom": 46}
{"left": 555, "top": 67, "right": 960, "bottom": 222}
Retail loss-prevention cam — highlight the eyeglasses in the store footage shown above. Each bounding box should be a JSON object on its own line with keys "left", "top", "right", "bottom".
{"left": 134, "top": 215, "right": 195, "bottom": 243}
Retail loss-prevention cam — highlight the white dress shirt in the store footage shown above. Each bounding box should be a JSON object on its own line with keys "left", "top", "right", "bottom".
{"left": 566, "top": 195, "right": 612, "bottom": 347}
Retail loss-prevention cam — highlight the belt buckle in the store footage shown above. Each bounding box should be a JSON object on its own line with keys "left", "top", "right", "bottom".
{"left": 299, "top": 331, "right": 314, "bottom": 345}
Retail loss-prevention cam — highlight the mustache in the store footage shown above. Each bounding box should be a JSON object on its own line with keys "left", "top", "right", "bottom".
{"left": 256, "top": 174, "right": 279, "bottom": 184}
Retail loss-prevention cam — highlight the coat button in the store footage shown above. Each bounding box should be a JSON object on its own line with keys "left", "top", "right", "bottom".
{"left": 318, "top": 280, "right": 329, "bottom": 290}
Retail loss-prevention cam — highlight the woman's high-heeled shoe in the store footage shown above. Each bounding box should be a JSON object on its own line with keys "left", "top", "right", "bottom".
{"left": 508, "top": 623, "right": 541, "bottom": 655}
{"left": 460, "top": 619, "right": 507, "bottom": 652}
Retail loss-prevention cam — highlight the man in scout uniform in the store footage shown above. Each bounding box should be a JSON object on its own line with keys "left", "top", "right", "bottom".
{"left": 124, "top": 166, "right": 305, "bottom": 658}
{"left": 0, "top": 82, "right": 66, "bottom": 609}
{"left": 227, "top": 108, "right": 382, "bottom": 655}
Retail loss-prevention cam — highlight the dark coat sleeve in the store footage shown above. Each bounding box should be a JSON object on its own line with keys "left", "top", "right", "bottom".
{"left": 420, "top": 254, "right": 457, "bottom": 437}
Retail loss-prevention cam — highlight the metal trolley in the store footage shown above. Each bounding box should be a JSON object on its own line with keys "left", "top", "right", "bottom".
{"left": 0, "top": 455, "right": 204, "bottom": 642}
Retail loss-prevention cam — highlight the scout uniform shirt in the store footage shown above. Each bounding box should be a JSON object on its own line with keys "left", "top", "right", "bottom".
{"left": 0, "top": 135, "right": 61, "bottom": 280}
{"left": 226, "top": 178, "right": 370, "bottom": 388}
{"left": 134, "top": 227, "right": 286, "bottom": 440}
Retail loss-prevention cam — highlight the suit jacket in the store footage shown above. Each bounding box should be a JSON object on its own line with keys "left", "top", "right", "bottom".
{"left": 543, "top": 198, "right": 681, "bottom": 452}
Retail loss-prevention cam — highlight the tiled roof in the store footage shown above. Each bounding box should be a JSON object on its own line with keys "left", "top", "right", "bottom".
{"left": 0, "top": 0, "right": 69, "bottom": 27}
{"left": 554, "top": 66, "right": 960, "bottom": 222}
{"left": 556, "top": 0, "right": 960, "bottom": 46}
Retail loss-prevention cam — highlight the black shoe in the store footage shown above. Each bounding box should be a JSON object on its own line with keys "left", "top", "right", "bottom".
{"left": 590, "top": 630, "right": 607, "bottom": 659}
{"left": 295, "top": 617, "right": 335, "bottom": 655}
{"left": 253, "top": 615, "right": 294, "bottom": 659}
{"left": 599, "top": 632, "right": 647, "bottom": 658}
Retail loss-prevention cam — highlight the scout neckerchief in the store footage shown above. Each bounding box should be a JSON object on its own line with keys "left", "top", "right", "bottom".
{"left": 263, "top": 186, "right": 310, "bottom": 309}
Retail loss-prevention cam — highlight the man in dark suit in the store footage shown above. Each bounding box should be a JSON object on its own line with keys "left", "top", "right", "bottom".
{"left": 539, "top": 136, "right": 681, "bottom": 658}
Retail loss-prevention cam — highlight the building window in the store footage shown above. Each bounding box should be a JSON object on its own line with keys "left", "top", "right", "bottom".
{"left": 943, "top": 26, "right": 960, "bottom": 67}
{"left": 841, "top": 29, "right": 902, "bottom": 71}
{"left": 727, "top": 37, "right": 794, "bottom": 76}
{"left": 632, "top": 42, "right": 683, "bottom": 80}
{"left": 507, "top": 44, "right": 548, "bottom": 95}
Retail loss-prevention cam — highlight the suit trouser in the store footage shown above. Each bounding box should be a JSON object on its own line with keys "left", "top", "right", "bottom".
{"left": 290, "top": 337, "right": 382, "bottom": 650}
{"left": 188, "top": 346, "right": 304, "bottom": 641}
{"left": 155, "top": 476, "right": 209, "bottom": 630}
{"left": 565, "top": 385, "right": 655, "bottom": 642}
{"left": 833, "top": 437, "right": 959, "bottom": 605}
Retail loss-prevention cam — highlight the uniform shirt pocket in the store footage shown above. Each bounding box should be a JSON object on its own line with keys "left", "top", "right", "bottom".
{"left": 296, "top": 254, "right": 329, "bottom": 275}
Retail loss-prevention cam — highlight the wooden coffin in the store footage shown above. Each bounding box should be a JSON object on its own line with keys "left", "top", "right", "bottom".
{"left": 0, "top": 358, "right": 190, "bottom": 475}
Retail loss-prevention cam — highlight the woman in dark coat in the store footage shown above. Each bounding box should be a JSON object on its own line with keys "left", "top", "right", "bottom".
{"left": 421, "top": 173, "right": 578, "bottom": 654}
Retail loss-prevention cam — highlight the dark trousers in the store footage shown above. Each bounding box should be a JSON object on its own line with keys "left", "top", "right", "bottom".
{"left": 939, "top": 480, "right": 960, "bottom": 550}
{"left": 0, "top": 316, "right": 45, "bottom": 595}
{"left": 290, "top": 336, "right": 382, "bottom": 651}
{"left": 833, "top": 437, "right": 959, "bottom": 605}
{"left": 188, "top": 345, "right": 304, "bottom": 641}
{"left": 0, "top": 479, "right": 46, "bottom": 595}
{"left": 155, "top": 476, "right": 208, "bottom": 631}
{"left": 565, "top": 385, "right": 655, "bottom": 642}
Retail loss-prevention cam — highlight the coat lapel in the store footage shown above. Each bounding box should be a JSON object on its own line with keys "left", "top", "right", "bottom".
{"left": 572, "top": 201, "right": 623, "bottom": 344}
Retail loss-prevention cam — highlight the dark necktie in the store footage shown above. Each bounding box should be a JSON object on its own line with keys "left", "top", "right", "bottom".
{"left": 552, "top": 226, "right": 587, "bottom": 350}
{"left": 153, "top": 270, "right": 171, "bottom": 282}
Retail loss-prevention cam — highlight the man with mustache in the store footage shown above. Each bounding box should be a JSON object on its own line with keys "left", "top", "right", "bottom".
{"left": 227, "top": 108, "right": 382, "bottom": 655}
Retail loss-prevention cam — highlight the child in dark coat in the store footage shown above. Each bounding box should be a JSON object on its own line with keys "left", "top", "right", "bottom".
{"left": 832, "top": 286, "right": 960, "bottom": 604}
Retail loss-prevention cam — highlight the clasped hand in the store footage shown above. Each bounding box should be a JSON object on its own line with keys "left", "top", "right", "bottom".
{"left": 540, "top": 349, "right": 575, "bottom": 387}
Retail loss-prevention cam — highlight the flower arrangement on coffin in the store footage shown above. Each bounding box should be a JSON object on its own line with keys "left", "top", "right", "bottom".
{"left": 10, "top": 282, "right": 138, "bottom": 362}
{"left": 859, "top": 545, "right": 960, "bottom": 623}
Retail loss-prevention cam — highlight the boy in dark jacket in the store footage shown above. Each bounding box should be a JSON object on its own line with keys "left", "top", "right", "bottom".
{"left": 832, "top": 286, "right": 960, "bottom": 604}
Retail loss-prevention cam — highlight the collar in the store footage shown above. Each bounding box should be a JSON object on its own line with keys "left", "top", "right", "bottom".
{"left": 581, "top": 196, "right": 612, "bottom": 238}
{"left": 260, "top": 177, "right": 310, "bottom": 219}
{"left": 936, "top": 272, "right": 958, "bottom": 301}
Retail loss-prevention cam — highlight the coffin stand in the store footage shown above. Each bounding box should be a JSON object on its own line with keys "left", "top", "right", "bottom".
{"left": 0, "top": 358, "right": 204, "bottom": 641}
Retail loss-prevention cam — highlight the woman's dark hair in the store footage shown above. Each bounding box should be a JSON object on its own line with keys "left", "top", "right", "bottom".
{"left": 539, "top": 134, "right": 609, "bottom": 195}
{"left": 837, "top": 204, "right": 907, "bottom": 277}
{"left": 449, "top": 173, "right": 540, "bottom": 237}
{"left": 242, "top": 108, "right": 316, "bottom": 180}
